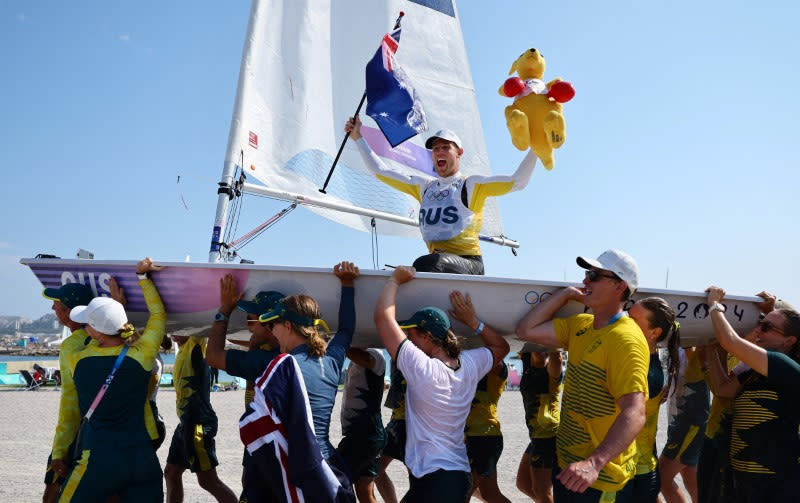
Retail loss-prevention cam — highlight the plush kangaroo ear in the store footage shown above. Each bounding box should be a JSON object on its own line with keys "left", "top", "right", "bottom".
{"left": 508, "top": 60, "right": 518, "bottom": 76}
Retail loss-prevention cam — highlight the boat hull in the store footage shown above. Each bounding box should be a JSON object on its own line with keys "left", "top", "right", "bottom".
{"left": 22, "top": 258, "right": 761, "bottom": 348}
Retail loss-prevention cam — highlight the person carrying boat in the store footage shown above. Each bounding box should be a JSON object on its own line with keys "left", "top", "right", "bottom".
{"left": 41, "top": 282, "right": 94, "bottom": 503}
{"left": 373, "top": 265, "right": 510, "bottom": 502}
{"left": 207, "top": 285, "right": 285, "bottom": 499}
{"left": 336, "top": 347, "right": 387, "bottom": 503}
{"left": 515, "top": 349, "right": 563, "bottom": 503}
{"left": 627, "top": 298, "right": 681, "bottom": 502}
{"left": 345, "top": 116, "right": 537, "bottom": 275}
{"left": 453, "top": 292, "right": 513, "bottom": 503}
{"left": 516, "top": 249, "right": 649, "bottom": 501}
{"left": 51, "top": 257, "right": 166, "bottom": 501}
{"left": 704, "top": 286, "right": 800, "bottom": 502}
{"left": 163, "top": 331, "right": 238, "bottom": 503}
{"left": 256, "top": 262, "right": 360, "bottom": 486}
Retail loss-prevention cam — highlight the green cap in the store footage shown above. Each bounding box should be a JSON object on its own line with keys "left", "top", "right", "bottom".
{"left": 398, "top": 307, "right": 451, "bottom": 341}
{"left": 43, "top": 283, "right": 94, "bottom": 309}
{"left": 237, "top": 290, "right": 285, "bottom": 315}
{"left": 258, "top": 299, "right": 330, "bottom": 333}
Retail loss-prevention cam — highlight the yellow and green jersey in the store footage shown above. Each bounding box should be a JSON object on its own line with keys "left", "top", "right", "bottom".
{"left": 51, "top": 328, "right": 91, "bottom": 459}
{"left": 465, "top": 362, "right": 507, "bottom": 437}
{"left": 729, "top": 352, "right": 800, "bottom": 476}
{"left": 55, "top": 278, "right": 165, "bottom": 459}
{"left": 635, "top": 352, "right": 666, "bottom": 475}
{"left": 519, "top": 353, "right": 563, "bottom": 439}
{"left": 173, "top": 336, "right": 216, "bottom": 427}
{"left": 553, "top": 313, "right": 649, "bottom": 493}
{"left": 704, "top": 354, "right": 739, "bottom": 440}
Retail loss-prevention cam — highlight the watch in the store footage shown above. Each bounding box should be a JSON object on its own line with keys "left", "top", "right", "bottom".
{"left": 709, "top": 302, "right": 726, "bottom": 314}
{"left": 214, "top": 312, "right": 229, "bottom": 323}
{"left": 136, "top": 272, "right": 150, "bottom": 280}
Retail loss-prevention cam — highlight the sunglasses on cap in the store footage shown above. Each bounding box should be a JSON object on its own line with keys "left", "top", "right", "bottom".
{"left": 584, "top": 270, "right": 619, "bottom": 282}
{"left": 756, "top": 319, "right": 784, "bottom": 335}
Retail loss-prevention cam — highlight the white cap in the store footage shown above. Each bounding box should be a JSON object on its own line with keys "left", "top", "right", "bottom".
{"left": 577, "top": 249, "right": 639, "bottom": 293}
{"left": 425, "top": 129, "right": 463, "bottom": 149}
{"left": 70, "top": 297, "right": 128, "bottom": 335}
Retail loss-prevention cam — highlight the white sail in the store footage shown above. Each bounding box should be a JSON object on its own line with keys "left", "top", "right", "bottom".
{"left": 221, "top": 0, "right": 503, "bottom": 239}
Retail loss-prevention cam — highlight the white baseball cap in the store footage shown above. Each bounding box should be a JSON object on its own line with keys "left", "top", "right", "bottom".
{"left": 70, "top": 297, "right": 128, "bottom": 335}
{"left": 576, "top": 249, "right": 639, "bottom": 293}
{"left": 425, "top": 129, "right": 463, "bottom": 149}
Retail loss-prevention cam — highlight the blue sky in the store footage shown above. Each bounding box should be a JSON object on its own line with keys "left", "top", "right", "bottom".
{"left": 2, "top": 1, "right": 798, "bottom": 319}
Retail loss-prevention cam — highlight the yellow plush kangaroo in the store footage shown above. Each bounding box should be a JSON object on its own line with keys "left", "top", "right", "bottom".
{"left": 498, "top": 48, "right": 571, "bottom": 170}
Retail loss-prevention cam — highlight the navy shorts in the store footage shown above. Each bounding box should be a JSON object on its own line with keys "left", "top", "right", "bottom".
{"left": 166, "top": 422, "right": 219, "bottom": 473}
{"left": 525, "top": 436, "right": 557, "bottom": 469}
{"left": 403, "top": 469, "right": 471, "bottom": 503}
{"left": 338, "top": 430, "right": 387, "bottom": 479}
{"left": 382, "top": 419, "right": 406, "bottom": 462}
{"left": 466, "top": 435, "right": 503, "bottom": 477}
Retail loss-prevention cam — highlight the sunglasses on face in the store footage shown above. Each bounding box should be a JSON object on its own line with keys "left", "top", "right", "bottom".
{"left": 246, "top": 318, "right": 275, "bottom": 329}
{"left": 757, "top": 319, "right": 784, "bottom": 335}
{"left": 584, "top": 270, "right": 619, "bottom": 282}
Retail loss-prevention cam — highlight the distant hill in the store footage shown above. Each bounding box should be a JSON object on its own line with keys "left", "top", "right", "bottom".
{"left": 0, "top": 314, "right": 59, "bottom": 335}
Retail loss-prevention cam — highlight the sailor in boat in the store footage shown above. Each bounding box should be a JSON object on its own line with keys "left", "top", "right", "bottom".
{"left": 345, "top": 115, "right": 537, "bottom": 275}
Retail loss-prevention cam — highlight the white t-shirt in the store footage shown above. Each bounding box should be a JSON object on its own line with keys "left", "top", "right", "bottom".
{"left": 397, "top": 340, "right": 493, "bottom": 477}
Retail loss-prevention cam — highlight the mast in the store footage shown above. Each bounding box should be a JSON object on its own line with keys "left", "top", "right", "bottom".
{"left": 209, "top": 0, "right": 262, "bottom": 263}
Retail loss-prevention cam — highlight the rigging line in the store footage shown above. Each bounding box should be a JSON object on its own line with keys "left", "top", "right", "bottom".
{"left": 221, "top": 180, "right": 237, "bottom": 244}
{"left": 230, "top": 177, "right": 245, "bottom": 249}
{"left": 230, "top": 203, "right": 297, "bottom": 252}
{"left": 222, "top": 153, "right": 245, "bottom": 248}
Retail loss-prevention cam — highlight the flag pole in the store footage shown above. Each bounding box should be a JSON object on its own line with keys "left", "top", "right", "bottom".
{"left": 319, "top": 11, "right": 405, "bottom": 194}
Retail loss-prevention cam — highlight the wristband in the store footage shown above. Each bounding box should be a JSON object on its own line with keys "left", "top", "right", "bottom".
{"left": 474, "top": 321, "right": 485, "bottom": 336}
{"left": 214, "top": 312, "right": 229, "bottom": 323}
{"left": 136, "top": 272, "right": 150, "bottom": 280}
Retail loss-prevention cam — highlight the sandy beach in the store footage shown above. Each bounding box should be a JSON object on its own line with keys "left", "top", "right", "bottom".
{"left": 0, "top": 384, "right": 688, "bottom": 502}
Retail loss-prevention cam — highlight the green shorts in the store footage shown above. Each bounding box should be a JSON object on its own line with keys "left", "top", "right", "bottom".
{"left": 382, "top": 419, "right": 406, "bottom": 463}
{"left": 466, "top": 435, "right": 503, "bottom": 477}
{"left": 337, "top": 430, "right": 387, "bottom": 480}
{"left": 166, "top": 422, "right": 219, "bottom": 473}
{"left": 525, "top": 436, "right": 557, "bottom": 469}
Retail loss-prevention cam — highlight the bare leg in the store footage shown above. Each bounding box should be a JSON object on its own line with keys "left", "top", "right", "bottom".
{"left": 679, "top": 465, "right": 699, "bottom": 503}
{"left": 531, "top": 466, "right": 554, "bottom": 503}
{"left": 355, "top": 476, "right": 378, "bottom": 503}
{"left": 515, "top": 452, "right": 535, "bottom": 499}
{"left": 196, "top": 468, "right": 238, "bottom": 503}
{"left": 43, "top": 483, "right": 60, "bottom": 503}
{"left": 658, "top": 456, "right": 688, "bottom": 503}
{"left": 164, "top": 463, "right": 185, "bottom": 503}
{"left": 375, "top": 455, "right": 398, "bottom": 503}
{"left": 469, "top": 470, "right": 483, "bottom": 502}
{"left": 475, "top": 471, "right": 511, "bottom": 503}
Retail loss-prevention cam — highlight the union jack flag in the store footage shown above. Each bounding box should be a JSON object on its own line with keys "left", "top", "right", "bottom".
{"left": 239, "top": 353, "right": 353, "bottom": 502}
{"left": 379, "top": 29, "right": 400, "bottom": 72}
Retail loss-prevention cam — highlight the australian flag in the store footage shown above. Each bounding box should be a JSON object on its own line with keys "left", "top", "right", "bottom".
{"left": 239, "top": 354, "right": 354, "bottom": 502}
{"left": 365, "top": 28, "right": 428, "bottom": 148}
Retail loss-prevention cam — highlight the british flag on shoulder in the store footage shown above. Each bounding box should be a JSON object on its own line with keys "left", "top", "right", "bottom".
{"left": 239, "top": 353, "right": 354, "bottom": 502}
